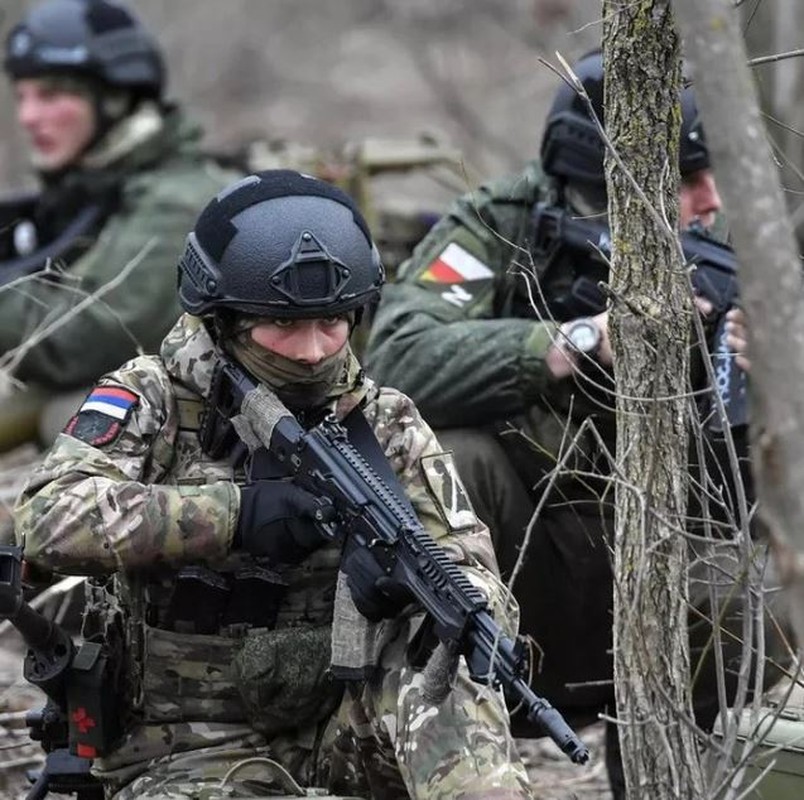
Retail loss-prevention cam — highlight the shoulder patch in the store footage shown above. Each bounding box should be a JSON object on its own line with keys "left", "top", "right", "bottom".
{"left": 416, "top": 242, "right": 494, "bottom": 309}
{"left": 420, "top": 451, "right": 478, "bottom": 532}
{"left": 64, "top": 386, "right": 139, "bottom": 447}
{"left": 419, "top": 242, "right": 493, "bottom": 284}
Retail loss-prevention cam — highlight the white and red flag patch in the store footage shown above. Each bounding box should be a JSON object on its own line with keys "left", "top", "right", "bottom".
{"left": 420, "top": 242, "right": 493, "bottom": 284}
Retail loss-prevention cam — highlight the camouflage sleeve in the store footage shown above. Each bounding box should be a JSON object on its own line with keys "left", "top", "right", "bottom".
{"left": 368, "top": 387, "right": 518, "bottom": 634}
{"left": 0, "top": 159, "right": 230, "bottom": 389}
{"left": 14, "top": 358, "right": 238, "bottom": 576}
{"left": 364, "top": 165, "right": 560, "bottom": 429}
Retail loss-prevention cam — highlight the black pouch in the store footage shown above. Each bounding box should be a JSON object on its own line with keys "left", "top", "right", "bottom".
{"left": 223, "top": 565, "right": 288, "bottom": 630}
{"left": 163, "top": 566, "right": 231, "bottom": 634}
{"left": 232, "top": 624, "right": 342, "bottom": 737}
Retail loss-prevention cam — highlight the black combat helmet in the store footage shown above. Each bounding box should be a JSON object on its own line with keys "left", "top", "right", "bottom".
{"left": 4, "top": 0, "right": 164, "bottom": 100}
{"left": 540, "top": 50, "right": 710, "bottom": 186}
{"left": 178, "top": 170, "right": 385, "bottom": 320}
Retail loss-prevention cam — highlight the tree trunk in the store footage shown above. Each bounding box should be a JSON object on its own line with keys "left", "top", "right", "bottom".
{"left": 602, "top": 1, "right": 705, "bottom": 796}
{"left": 740, "top": 0, "right": 804, "bottom": 242}
{"left": 673, "top": 0, "right": 804, "bottom": 652}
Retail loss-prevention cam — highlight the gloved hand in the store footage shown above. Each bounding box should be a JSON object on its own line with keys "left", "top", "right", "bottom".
{"left": 235, "top": 480, "right": 335, "bottom": 564}
{"left": 341, "top": 539, "right": 414, "bottom": 622}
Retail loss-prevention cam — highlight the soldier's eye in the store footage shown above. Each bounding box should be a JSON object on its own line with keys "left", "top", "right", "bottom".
{"left": 271, "top": 318, "right": 294, "bottom": 329}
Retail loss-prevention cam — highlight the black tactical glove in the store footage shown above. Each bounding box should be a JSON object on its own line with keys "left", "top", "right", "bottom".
{"left": 235, "top": 480, "right": 335, "bottom": 564}
{"left": 341, "top": 539, "right": 415, "bottom": 622}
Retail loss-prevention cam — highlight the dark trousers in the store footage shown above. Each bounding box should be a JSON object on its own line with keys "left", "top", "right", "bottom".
{"left": 437, "top": 427, "right": 791, "bottom": 797}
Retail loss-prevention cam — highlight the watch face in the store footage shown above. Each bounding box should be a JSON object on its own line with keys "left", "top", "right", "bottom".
{"left": 567, "top": 320, "right": 600, "bottom": 354}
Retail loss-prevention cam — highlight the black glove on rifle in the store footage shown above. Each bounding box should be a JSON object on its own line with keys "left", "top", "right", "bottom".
{"left": 235, "top": 480, "right": 334, "bottom": 564}
{"left": 341, "top": 537, "right": 414, "bottom": 622}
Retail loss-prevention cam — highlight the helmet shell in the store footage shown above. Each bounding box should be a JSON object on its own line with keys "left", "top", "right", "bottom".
{"left": 679, "top": 85, "right": 710, "bottom": 177}
{"left": 4, "top": 0, "right": 164, "bottom": 99}
{"left": 540, "top": 50, "right": 710, "bottom": 185}
{"left": 178, "top": 170, "right": 385, "bottom": 319}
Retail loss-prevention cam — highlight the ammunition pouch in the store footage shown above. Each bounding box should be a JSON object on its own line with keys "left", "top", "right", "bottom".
{"left": 162, "top": 566, "right": 230, "bottom": 634}
{"left": 141, "top": 621, "right": 340, "bottom": 735}
{"left": 232, "top": 624, "right": 342, "bottom": 737}
{"left": 141, "top": 623, "right": 248, "bottom": 724}
{"left": 163, "top": 564, "right": 288, "bottom": 634}
{"left": 141, "top": 565, "right": 300, "bottom": 726}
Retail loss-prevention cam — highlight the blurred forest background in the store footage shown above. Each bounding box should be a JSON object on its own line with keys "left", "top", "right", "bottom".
{"left": 0, "top": 0, "right": 801, "bottom": 236}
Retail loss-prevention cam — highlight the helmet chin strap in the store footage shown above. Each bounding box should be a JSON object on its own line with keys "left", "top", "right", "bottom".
{"left": 86, "top": 88, "right": 135, "bottom": 154}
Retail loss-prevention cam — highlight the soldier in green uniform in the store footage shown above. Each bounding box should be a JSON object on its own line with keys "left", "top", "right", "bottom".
{"left": 14, "top": 170, "right": 534, "bottom": 799}
{"left": 364, "top": 51, "right": 790, "bottom": 797}
{"left": 0, "top": 0, "right": 237, "bottom": 451}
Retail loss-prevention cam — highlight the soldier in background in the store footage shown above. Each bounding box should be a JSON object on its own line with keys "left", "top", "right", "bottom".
{"left": 0, "top": 0, "right": 237, "bottom": 452}
{"left": 364, "top": 50, "right": 790, "bottom": 797}
{"left": 14, "top": 170, "right": 533, "bottom": 799}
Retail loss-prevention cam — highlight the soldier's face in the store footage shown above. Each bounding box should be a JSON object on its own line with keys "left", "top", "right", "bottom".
{"left": 680, "top": 168, "right": 721, "bottom": 230}
{"left": 250, "top": 317, "right": 349, "bottom": 364}
{"left": 14, "top": 78, "right": 96, "bottom": 172}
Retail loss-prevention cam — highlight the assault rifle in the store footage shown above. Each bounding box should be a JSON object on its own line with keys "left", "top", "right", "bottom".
{"left": 0, "top": 546, "right": 110, "bottom": 799}
{"left": 210, "top": 360, "right": 590, "bottom": 765}
{"left": 532, "top": 202, "right": 746, "bottom": 430}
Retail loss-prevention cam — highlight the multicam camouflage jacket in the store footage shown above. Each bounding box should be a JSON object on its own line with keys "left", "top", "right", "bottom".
{"left": 0, "top": 105, "right": 238, "bottom": 390}
{"left": 14, "top": 313, "right": 516, "bottom": 780}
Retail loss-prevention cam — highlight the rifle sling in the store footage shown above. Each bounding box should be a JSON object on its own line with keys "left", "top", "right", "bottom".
{"left": 341, "top": 406, "right": 419, "bottom": 519}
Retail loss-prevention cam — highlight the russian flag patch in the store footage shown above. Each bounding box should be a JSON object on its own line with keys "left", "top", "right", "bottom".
{"left": 64, "top": 386, "right": 139, "bottom": 447}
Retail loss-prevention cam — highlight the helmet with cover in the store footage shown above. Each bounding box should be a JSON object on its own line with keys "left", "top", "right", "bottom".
{"left": 177, "top": 170, "right": 385, "bottom": 324}
{"left": 540, "top": 49, "right": 710, "bottom": 187}
{"left": 4, "top": 0, "right": 164, "bottom": 101}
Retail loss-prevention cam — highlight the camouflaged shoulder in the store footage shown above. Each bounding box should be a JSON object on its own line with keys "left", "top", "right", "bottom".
{"left": 364, "top": 385, "right": 508, "bottom": 593}
{"left": 364, "top": 386, "right": 479, "bottom": 536}
{"left": 60, "top": 354, "right": 180, "bottom": 483}
{"left": 101, "top": 355, "right": 176, "bottom": 430}
{"left": 363, "top": 385, "right": 436, "bottom": 478}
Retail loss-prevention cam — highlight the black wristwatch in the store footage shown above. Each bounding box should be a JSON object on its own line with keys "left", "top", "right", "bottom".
{"left": 562, "top": 317, "right": 601, "bottom": 356}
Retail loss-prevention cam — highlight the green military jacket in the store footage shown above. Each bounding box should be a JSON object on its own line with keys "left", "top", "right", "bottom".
{"left": 365, "top": 161, "right": 585, "bottom": 424}
{"left": 364, "top": 161, "right": 613, "bottom": 484}
{"left": 0, "top": 105, "right": 237, "bottom": 390}
{"left": 15, "top": 313, "right": 513, "bottom": 772}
